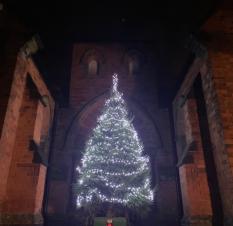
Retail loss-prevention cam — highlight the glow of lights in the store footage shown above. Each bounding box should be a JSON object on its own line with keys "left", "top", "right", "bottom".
{"left": 75, "top": 74, "right": 154, "bottom": 209}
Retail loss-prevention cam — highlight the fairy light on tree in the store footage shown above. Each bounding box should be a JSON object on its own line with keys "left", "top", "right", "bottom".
{"left": 74, "top": 74, "right": 154, "bottom": 214}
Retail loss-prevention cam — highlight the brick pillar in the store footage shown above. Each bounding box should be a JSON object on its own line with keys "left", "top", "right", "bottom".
{"left": 174, "top": 98, "right": 212, "bottom": 226}
{"left": 0, "top": 55, "right": 54, "bottom": 226}
{"left": 200, "top": 3, "right": 233, "bottom": 225}
{"left": 0, "top": 27, "right": 25, "bottom": 136}
{"left": 1, "top": 77, "right": 42, "bottom": 225}
{"left": 0, "top": 20, "right": 26, "bottom": 187}
{"left": 201, "top": 62, "right": 233, "bottom": 226}
{"left": 0, "top": 56, "right": 27, "bottom": 211}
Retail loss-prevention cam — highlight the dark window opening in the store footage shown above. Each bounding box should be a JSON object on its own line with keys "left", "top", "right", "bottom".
{"left": 128, "top": 58, "right": 139, "bottom": 76}
{"left": 88, "top": 60, "right": 98, "bottom": 76}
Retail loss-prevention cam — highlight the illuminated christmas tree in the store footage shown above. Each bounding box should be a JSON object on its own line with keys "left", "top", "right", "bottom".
{"left": 75, "top": 74, "right": 153, "bottom": 213}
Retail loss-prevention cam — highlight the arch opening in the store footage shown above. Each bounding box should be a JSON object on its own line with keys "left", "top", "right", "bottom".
{"left": 64, "top": 93, "right": 163, "bottom": 214}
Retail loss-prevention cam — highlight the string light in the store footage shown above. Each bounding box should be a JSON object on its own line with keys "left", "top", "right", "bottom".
{"left": 75, "top": 74, "right": 154, "bottom": 209}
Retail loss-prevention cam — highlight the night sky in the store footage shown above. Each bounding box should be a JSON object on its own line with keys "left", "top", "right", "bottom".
{"left": 3, "top": 0, "right": 219, "bottom": 106}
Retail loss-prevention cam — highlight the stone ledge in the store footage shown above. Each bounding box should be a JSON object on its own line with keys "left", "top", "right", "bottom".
{"left": 181, "top": 215, "right": 212, "bottom": 226}
{"left": 0, "top": 213, "right": 43, "bottom": 225}
{"left": 0, "top": 224, "right": 42, "bottom": 226}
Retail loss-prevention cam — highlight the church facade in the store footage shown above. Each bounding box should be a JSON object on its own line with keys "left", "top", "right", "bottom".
{"left": 0, "top": 2, "right": 233, "bottom": 226}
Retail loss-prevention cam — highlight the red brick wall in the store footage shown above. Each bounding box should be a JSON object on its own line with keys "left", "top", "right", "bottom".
{"left": 4, "top": 80, "right": 39, "bottom": 213}
{"left": 0, "top": 54, "right": 54, "bottom": 225}
{"left": 172, "top": 2, "right": 233, "bottom": 225}
{"left": 70, "top": 43, "right": 139, "bottom": 107}
{"left": 46, "top": 43, "right": 180, "bottom": 226}
{"left": 200, "top": 3, "right": 233, "bottom": 224}
{"left": 0, "top": 13, "right": 27, "bottom": 137}
{"left": 0, "top": 56, "right": 26, "bottom": 209}
{"left": 173, "top": 97, "right": 212, "bottom": 225}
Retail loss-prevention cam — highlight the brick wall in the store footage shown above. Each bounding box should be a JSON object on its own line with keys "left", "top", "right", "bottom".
{"left": 200, "top": 2, "right": 233, "bottom": 225}
{"left": 46, "top": 43, "right": 180, "bottom": 226}
{"left": 70, "top": 43, "right": 143, "bottom": 107}
{"left": 0, "top": 11, "right": 27, "bottom": 137}
{"left": 0, "top": 53, "right": 54, "bottom": 225}
{"left": 173, "top": 96, "right": 212, "bottom": 226}
{"left": 172, "top": 2, "right": 233, "bottom": 226}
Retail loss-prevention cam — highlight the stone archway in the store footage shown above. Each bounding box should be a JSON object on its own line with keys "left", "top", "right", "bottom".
{"left": 63, "top": 91, "right": 163, "bottom": 212}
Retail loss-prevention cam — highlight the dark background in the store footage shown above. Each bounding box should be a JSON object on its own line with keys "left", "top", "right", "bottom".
{"left": 2, "top": 0, "right": 220, "bottom": 106}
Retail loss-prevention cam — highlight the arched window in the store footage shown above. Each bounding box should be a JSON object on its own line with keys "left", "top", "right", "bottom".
{"left": 88, "top": 60, "right": 98, "bottom": 75}
{"left": 128, "top": 58, "right": 139, "bottom": 76}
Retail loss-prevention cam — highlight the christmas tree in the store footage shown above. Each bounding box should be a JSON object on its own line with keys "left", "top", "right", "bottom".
{"left": 75, "top": 74, "right": 153, "bottom": 213}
